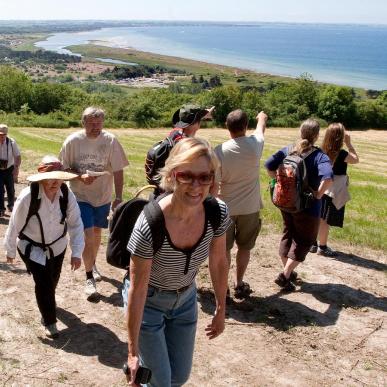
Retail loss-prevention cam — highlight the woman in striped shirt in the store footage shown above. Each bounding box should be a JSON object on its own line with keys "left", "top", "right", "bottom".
{"left": 123, "top": 138, "right": 230, "bottom": 387}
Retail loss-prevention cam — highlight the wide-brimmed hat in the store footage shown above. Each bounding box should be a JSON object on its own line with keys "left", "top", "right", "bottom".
{"left": 27, "top": 158, "right": 78, "bottom": 182}
{"left": 27, "top": 171, "right": 78, "bottom": 182}
{"left": 172, "top": 104, "right": 209, "bottom": 129}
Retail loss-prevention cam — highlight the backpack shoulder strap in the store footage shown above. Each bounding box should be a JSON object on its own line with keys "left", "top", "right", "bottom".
{"left": 19, "top": 182, "right": 41, "bottom": 235}
{"left": 59, "top": 183, "right": 69, "bottom": 224}
{"left": 302, "top": 146, "right": 319, "bottom": 159}
{"left": 143, "top": 200, "right": 166, "bottom": 255}
{"left": 203, "top": 196, "right": 221, "bottom": 234}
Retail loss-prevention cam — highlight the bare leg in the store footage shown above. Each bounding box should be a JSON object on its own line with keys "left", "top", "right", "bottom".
{"left": 280, "top": 256, "right": 287, "bottom": 267}
{"left": 83, "top": 227, "right": 102, "bottom": 272}
{"left": 318, "top": 219, "right": 330, "bottom": 246}
{"left": 283, "top": 258, "right": 300, "bottom": 279}
{"left": 235, "top": 249, "right": 250, "bottom": 287}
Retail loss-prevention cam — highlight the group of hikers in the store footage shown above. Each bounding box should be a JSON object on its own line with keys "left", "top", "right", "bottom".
{"left": 1, "top": 104, "right": 359, "bottom": 387}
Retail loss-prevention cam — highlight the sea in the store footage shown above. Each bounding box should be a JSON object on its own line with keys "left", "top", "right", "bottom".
{"left": 35, "top": 22, "right": 387, "bottom": 90}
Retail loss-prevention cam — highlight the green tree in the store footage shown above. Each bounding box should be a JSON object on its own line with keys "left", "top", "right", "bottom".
{"left": 0, "top": 65, "right": 32, "bottom": 112}
{"left": 29, "top": 83, "right": 70, "bottom": 114}
{"left": 317, "top": 85, "right": 356, "bottom": 125}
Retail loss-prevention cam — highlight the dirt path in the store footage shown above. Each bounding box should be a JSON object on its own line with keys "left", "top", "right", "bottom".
{"left": 0, "top": 182, "right": 386, "bottom": 386}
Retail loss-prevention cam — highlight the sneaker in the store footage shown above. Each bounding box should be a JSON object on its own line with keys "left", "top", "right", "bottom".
{"left": 274, "top": 273, "right": 296, "bottom": 292}
{"left": 309, "top": 244, "right": 318, "bottom": 253}
{"left": 44, "top": 323, "right": 59, "bottom": 339}
{"left": 92, "top": 265, "right": 102, "bottom": 282}
{"left": 85, "top": 278, "right": 99, "bottom": 300}
{"left": 317, "top": 246, "right": 337, "bottom": 257}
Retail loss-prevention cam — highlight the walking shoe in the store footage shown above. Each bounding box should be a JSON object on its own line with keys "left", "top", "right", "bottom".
{"left": 85, "top": 278, "right": 99, "bottom": 300}
{"left": 289, "top": 271, "right": 298, "bottom": 282}
{"left": 274, "top": 273, "right": 296, "bottom": 292}
{"left": 317, "top": 246, "right": 337, "bottom": 257}
{"left": 44, "top": 323, "right": 59, "bottom": 339}
{"left": 92, "top": 264, "right": 102, "bottom": 282}
{"left": 309, "top": 244, "right": 318, "bottom": 253}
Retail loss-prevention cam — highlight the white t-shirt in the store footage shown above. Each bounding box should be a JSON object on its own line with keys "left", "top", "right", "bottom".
{"left": 59, "top": 130, "right": 129, "bottom": 207}
{"left": 214, "top": 131, "right": 264, "bottom": 216}
{"left": 0, "top": 137, "right": 20, "bottom": 168}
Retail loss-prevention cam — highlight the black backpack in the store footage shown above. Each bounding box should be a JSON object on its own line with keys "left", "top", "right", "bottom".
{"left": 106, "top": 192, "right": 222, "bottom": 270}
{"left": 18, "top": 182, "right": 69, "bottom": 264}
{"left": 144, "top": 130, "right": 185, "bottom": 195}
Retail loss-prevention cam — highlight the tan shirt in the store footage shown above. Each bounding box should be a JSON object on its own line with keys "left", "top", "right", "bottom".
{"left": 214, "top": 131, "right": 264, "bottom": 216}
{"left": 59, "top": 130, "right": 129, "bottom": 207}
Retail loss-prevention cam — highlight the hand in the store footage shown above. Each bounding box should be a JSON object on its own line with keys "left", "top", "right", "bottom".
{"left": 203, "top": 106, "right": 215, "bottom": 120}
{"left": 71, "top": 257, "right": 82, "bottom": 270}
{"left": 13, "top": 169, "right": 19, "bottom": 182}
{"left": 80, "top": 174, "right": 97, "bottom": 185}
{"left": 126, "top": 355, "right": 140, "bottom": 386}
{"left": 6, "top": 256, "right": 15, "bottom": 264}
{"left": 205, "top": 310, "right": 225, "bottom": 340}
{"left": 256, "top": 111, "right": 268, "bottom": 123}
{"left": 344, "top": 132, "right": 351, "bottom": 146}
{"left": 111, "top": 198, "right": 122, "bottom": 211}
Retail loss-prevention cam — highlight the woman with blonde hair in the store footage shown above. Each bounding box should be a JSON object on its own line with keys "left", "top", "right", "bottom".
{"left": 311, "top": 123, "right": 359, "bottom": 256}
{"left": 265, "top": 119, "right": 333, "bottom": 291}
{"left": 123, "top": 137, "right": 230, "bottom": 386}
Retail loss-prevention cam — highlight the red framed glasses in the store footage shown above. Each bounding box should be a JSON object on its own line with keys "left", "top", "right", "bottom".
{"left": 174, "top": 171, "right": 214, "bottom": 185}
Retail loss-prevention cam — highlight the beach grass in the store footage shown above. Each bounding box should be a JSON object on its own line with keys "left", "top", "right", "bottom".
{"left": 10, "top": 127, "right": 386, "bottom": 252}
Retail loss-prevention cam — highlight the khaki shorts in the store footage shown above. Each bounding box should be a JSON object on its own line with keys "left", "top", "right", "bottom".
{"left": 226, "top": 212, "right": 262, "bottom": 251}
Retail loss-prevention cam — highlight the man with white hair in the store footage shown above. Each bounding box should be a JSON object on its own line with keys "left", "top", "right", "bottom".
{"left": 59, "top": 107, "right": 129, "bottom": 300}
{"left": 0, "top": 124, "right": 21, "bottom": 217}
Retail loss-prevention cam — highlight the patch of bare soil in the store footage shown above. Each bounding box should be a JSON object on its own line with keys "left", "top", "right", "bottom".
{"left": 0, "top": 182, "right": 386, "bottom": 386}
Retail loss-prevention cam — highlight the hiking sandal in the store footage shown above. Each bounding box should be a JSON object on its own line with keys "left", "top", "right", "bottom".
{"left": 234, "top": 281, "right": 253, "bottom": 299}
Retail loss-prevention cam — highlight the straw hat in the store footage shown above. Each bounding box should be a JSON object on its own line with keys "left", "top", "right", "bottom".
{"left": 27, "top": 156, "right": 78, "bottom": 182}
{"left": 27, "top": 171, "right": 78, "bottom": 182}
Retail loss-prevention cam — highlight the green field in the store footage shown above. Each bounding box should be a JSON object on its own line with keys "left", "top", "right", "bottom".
{"left": 9, "top": 127, "right": 386, "bottom": 252}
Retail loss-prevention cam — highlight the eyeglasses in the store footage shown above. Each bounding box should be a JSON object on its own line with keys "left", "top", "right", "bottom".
{"left": 174, "top": 171, "right": 214, "bottom": 185}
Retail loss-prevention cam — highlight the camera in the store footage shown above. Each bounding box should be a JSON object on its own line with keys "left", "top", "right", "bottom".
{"left": 123, "top": 363, "right": 152, "bottom": 384}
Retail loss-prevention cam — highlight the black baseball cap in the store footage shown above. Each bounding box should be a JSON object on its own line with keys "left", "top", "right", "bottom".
{"left": 172, "top": 104, "right": 209, "bottom": 129}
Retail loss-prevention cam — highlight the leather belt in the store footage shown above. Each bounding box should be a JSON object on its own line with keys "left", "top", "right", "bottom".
{"left": 150, "top": 284, "right": 191, "bottom": 294}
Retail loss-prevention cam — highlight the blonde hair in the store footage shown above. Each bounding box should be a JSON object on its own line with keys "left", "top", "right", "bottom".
{"left": 159, "top": 137, "right": 219, "bottom": 192}
{"left": 81, "top": 106, "right": 105, "bottom": 125}
{"left": 293, "top": 119, "right": 320, "bottom": 155}
{"left": 321, "top": 123, "right": 345, "bottom": 163}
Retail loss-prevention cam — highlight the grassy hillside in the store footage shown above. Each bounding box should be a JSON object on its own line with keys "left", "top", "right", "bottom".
{"left": 9, "top": 127, "right": 386, "bottom": 252}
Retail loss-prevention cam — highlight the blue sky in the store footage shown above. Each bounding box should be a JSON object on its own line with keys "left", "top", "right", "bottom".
{"left": 0, "top": 0, "right": 386, "bottom": 24}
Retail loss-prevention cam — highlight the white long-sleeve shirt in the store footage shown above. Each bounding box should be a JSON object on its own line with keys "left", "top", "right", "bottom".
{"left": 4, "top": 184, "right": 85, "bottom": 265}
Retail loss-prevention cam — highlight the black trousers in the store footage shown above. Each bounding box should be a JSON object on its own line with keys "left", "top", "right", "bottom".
{"left": 0, "top": 165, "right": 15, "bottom": 211}
{"left": 25, "top": 249, "right": 66, "bottom": 326}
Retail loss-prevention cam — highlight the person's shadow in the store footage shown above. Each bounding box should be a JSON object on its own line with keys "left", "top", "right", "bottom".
{"left": 99, "top": 275, "right": 125, "bottom": 307}
{"left": 198, "top": 281, "right": 387, "bottom": 331}
{"left": 40, "top": 307, "right": 127, "bottom": 368}
{"left": 331, "top": 250, "right": 387, "bottom": 272}
{"left": 0, "top": 261, "right": 27, "bottom": 274}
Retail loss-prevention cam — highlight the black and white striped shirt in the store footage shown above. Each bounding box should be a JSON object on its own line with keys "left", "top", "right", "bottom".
{"left": 127, "top": 198, "right": 231, "bottom": 290}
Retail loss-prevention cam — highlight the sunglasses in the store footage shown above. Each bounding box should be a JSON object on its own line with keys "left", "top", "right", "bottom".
{"left": 174, "top": 171, "right": 214, "bottom": 185}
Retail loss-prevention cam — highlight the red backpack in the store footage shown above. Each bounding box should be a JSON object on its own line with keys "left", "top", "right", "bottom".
{"left": 270, "top": 146, "right": 317, "bottom": 213}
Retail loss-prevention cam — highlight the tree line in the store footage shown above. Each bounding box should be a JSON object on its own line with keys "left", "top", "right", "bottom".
{"left": 0, "top": 65, "right": 386, "bottom": 129}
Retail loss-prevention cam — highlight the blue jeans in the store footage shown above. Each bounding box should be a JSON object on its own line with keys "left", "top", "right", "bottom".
{"left": 122, "top": 278, "right": 198, "bottom": 387}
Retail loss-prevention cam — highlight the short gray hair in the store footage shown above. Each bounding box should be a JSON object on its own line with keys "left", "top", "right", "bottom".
{"left": 81, "top": 107, "right": 105, "bottom": 125}
{"left": 0, "top": 124, "right": 9, "bottom": 134}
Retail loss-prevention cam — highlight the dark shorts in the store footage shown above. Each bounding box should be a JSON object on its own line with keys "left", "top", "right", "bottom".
{"left": 321, "top": 195, "right": 345, "bottom": 228}
{"left": 78, "top": 201, "right": 110, "bottom": 229}
{"left": 279, "top": 210, "right": 320, "bottom": 262}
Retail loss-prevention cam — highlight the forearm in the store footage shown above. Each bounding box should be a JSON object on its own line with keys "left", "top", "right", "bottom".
{"left": 14, "top": 156, "right": 21, "bottom": 168}
{"left": 316, "top": 178, "right": 333, "bottom": 199}
{"left": 113, "top": 170, "right": 124, "bottom": 199}
{"left": 345, "top": 142, "right": 359, "bottom": 163}
{"left": 127, "top": 287, "right": 147, "bottom": 356}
